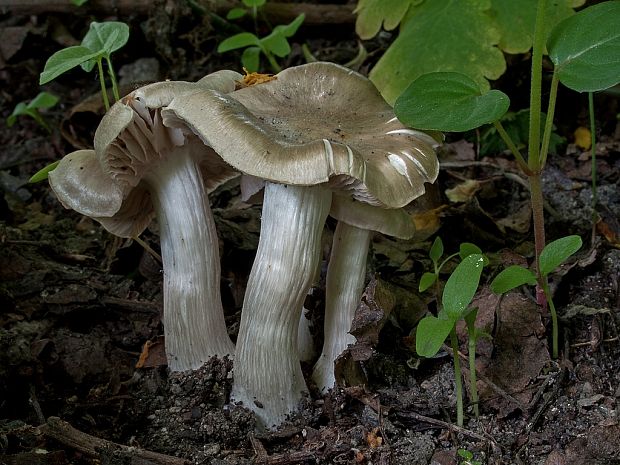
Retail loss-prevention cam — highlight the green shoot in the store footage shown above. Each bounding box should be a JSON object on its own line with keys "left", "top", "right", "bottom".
{"left": 491, "top": 235, "right": 583, "bottom": 358}
{"left": 7, "top": 92, "right": 58, "bottom": 133}
{"left": 40, "top": 21, "right": 129, "bottom": 111}
{"left": 217, "top": 14, "right": 304, "bottom": 72}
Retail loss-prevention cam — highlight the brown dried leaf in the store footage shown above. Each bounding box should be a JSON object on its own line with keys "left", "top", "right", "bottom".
{"left": 445, "top": 179, "right": 481, "bottom": 203}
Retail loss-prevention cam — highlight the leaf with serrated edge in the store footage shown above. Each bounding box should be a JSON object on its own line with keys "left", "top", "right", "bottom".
{"left": 369, "top": 0, "right": 506, "bottom": 104}
{"left": 539, "top": 235, "right": 582, "bottom": 276}
{"left": 490, "top": 265, "right": 537, "bottom": 294}
{"left": 548, "top": 1, "right": 620, "bottom": 92}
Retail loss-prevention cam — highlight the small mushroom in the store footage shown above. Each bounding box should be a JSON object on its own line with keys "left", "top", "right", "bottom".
{"left": 49, "top": 71, "right": 242, "bottom": 372}
{"left": 312, "top": 195, "right": 416, "bottom": 393}
{"left": 162, "top": 62, "right": 439, "bottom": 427}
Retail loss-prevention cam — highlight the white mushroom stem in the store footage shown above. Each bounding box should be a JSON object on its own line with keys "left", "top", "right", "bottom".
{"left": 145, "top": 147, "right": 234, "bottom": 371}
{"left": 312, "top": 221, "right": 371, "bottom": 393}
{"left": 232, "top": 182, "right": 331, "bottom": 429}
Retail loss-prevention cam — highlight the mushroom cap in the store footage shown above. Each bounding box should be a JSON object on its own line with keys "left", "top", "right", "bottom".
{"left": 162, "top": 62, "right": 440, "bottom": 208}
{"left": 330, "top": 195, "right": 415, "bottom": 239}
{"left": 49, "top": 71, "right": 243, "bottom": 237}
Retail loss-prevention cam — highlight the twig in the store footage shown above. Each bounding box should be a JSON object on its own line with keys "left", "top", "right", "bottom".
{"left": 39, "top": 417, "right": 189, "bottom": 465}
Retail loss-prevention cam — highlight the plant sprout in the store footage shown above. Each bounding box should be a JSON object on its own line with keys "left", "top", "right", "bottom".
{"left": 7, "top": 91, "right": 58, "bottom": 133}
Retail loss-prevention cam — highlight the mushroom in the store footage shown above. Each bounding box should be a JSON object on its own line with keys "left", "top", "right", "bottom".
{"left": 48, "top": 71, "right": 242, "bottom": 372}
{"left": 312, "top": 195, "right": 416, "bottom": 393}
{"left": 161, "top": 61, "right": 439, "bottom": 427}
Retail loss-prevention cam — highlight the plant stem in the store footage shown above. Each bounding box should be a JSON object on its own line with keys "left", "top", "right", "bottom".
{"left": 467, "top": 330, "right": 479, "bottom": 418}
{"left": 263, "top": 48, "right": 281, "bottom": 73}
{"left": 105, "top": 56, "right": 121, "bottom": 102}
{"left": 97, "top": 58, "right": 110, "bottom": 111}
{"left": 539, "top": 71, "right": 560, "bottom": 169}
{"left": 493, "top": 121, "right": 530, "bottom": 174}
{"left": 450, "top": 328, "right": 464, "bottom": 427}
{"left": 527, "top": 0, "right": 547, "bottom": 174}
{"left": 530, "top": 172, "right": 547, "bottom": 306}
{"left": 588, "top": 92, "right": 598, "bottom": 212}
{"left": 541, "top": 281, "right": 558, "bottom": 359}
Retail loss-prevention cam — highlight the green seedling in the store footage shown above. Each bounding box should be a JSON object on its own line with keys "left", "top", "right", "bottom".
{"left": 40, "top": 21, "right": 129, "bottom": 111}
{"left": 491, "top": 235, "right": 582, "bottom": 359}
{"left": 396, "top": 1, "right": 619, "bottom": 357}
{"left": 217, "top": 13, "right": 304, "bottom": 72}
{"left": 7, "top": 91, "right": 58, "bottom": 133}
{"left": 71, "top": 0, "right": 89, "bottom": 5}
{"left": 416, "top": 246, "right": 487, "bottom": 426}
{"left": 227, "top": 0, "right": 266, "bottom": 20}
{"left": 458, "top": 448, "right": 482, "bottom": 465}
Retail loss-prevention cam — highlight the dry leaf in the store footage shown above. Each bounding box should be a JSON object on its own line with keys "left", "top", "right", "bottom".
{"left": 445, "top": 179, "right": 481, "bottom": 203}
{"left": 366, "top": 427, "right": 383, "bottom": 449}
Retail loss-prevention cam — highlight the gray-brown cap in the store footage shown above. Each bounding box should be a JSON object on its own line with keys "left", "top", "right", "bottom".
{"left": 161, "top": 62, "right": 440, "bottom": 209}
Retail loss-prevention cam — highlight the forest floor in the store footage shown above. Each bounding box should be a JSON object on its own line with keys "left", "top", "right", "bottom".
{"left": 1, "top": 2, "right": 619, "bottom": 465}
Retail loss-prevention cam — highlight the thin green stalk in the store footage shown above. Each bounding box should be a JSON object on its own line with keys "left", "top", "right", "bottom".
{"left": 588, "top": 92, "right": 597, "bottom": 210}
{"left": 493, "top": 121, "right": 531, "bottom": 174}
{"left": 29, "top": 111, "right": 52, "bottom": 133}
{"left": 539, "top": 71, "right": 560, "bottom": 168}
{"left": 541, "top": 281, "right": 558, "bottom": 359}
{"left": 97, "top": 58, "right": 110, "bottom": 111}
{"left": 467, "top": 330, "right": 479, "bottom": 418}
{"left": 527, "top": 0, "right": 547, "bottom": 173}
{"left": 450, "top": 328, "right": 464, "bottom": 427}
{"left": 530, "top": 173, "right": 546, "bottom": 306}
{"left": 263, "top": 48, "right": 281, "bottom": 73}
{"left": 105, "top": 56, "right": 121, "bottom": 102}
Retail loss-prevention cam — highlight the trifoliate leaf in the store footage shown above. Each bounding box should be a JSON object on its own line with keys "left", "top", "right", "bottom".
{"left": 491, "top": 0, "right": 585, "bottom": 54}
{"left": 394, "top": 72, "right": 509, "bottom": 132}
{"left": 548, "top": 1, "right": 620, "bottom": 92}
{"left": 369, "top": 0, "right": 506, "bottom": 104}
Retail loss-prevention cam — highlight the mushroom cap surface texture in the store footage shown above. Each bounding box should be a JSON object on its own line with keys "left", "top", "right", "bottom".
{"left": 49, "top": 71, "right": 242, "bottom": 237}
{"left": 162, "top": 62, "right": 440, "bottom": 209}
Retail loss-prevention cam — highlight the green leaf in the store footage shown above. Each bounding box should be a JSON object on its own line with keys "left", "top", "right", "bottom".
{"left": 241, "top": 47, "right": 261, "bottom": 72}
{"left": 218, "top": 32, "right": 261, "bottom": 53}
{"left": 227, "top": 7, "right": 247, "bottom": 20}
{"left": 71, "top": 0, "right": 89, "bottom": 5}
{"left": 415, "top": 314, "right": 455, "bottom": 358}
{"left": 242, "top": 0, "right": 265, "bottom": 7}
{"left": 429, "top": 236, "right": 443, "bottom": 263}
{"left": 490, "top": 265, "right": 537, "bottom": 294}
{"left": 29, "top": 161, "right": 60, "bottom": 183}
{"left": 39, "top": 46, "right": 101, "bottom": 84}
{"left": 6, "top": 102, "right": 28, "bottom": 127}
{"left": 369, "top": 0, "right": 506, "bottom": 105}
{"left": 81, "top": 21, "right": 130, "bottom": 56}
{"left": 459, "top": 242, "right": 482, "bottom": 260}
{"left": 539, "top": 235, "right": 582, "bottom": 276}
{"left": 491, "top": 0, "right": 585, "bottom": 54}
{"left": 463, "top": 307, "right": 478, "bottom": 331}
{"left": 442, "top": 253, "right": 486, "bottom": 320}
{"left": 548, "top": 1, "right": 620, "bottom": 92}
{"left": 275, "top": 13, "right": 305, "bottom": 38}
{"left": 28, "top": 92, "right": 59, "bottom": 110}
{"left": 261, "top": 31, "right": 291, "bottom": 57}
{"left": 419, "top": 272, "right": 437, "bottom": 293}
{"left": 354, "top": 0, "right": 419, "bottom": 39}
{"left": 394, "top": 72, "right": 509, "bottom": 132}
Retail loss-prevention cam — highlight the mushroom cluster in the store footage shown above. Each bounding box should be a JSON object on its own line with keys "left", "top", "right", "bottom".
{"left": 48, "top": 62, "right": 439, "bottom": 430}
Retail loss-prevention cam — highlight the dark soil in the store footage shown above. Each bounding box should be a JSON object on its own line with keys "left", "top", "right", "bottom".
{"left": 1, "top": 3, "right": 619, "bottom": 465}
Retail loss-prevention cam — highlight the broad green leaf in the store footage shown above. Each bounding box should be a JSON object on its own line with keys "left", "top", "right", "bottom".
{"left": 539, "top": 235, "right": 582, "bottom": 276}
{"left": 548, "top": 1, "right": 620, "bottom": 92}
{"left": 369, "top": 0, "right": 506, "bottom": 104}
{"left": 241, "top": 47, "right": 261, "bottom": 72}
{"left": 394, "top": 72, "right": 509, "bottom": 132}
{"left": 415, "top": 314, "right": 455, "bottom": 357}
{"left": 490, "top": 265, "right": 537, "bottom": 294}
{"left": 29, "top": 161, "right": 60, "bottom": 183}
{"left": 227, "top": 7, "right": 247, "bottom": 20}
{"left": 218, "top": 32, "right": 261, "bottom": 53}
{"left": 429, "top": 236, "right": 443, "bottom": 263}
{"left": 419, "top": 272, "right": 437, "bottom": 293}
{"left": 243, "top": 0, "right": 265, "bottom": 7}
{"left": 491, "top": 0, "right": 585, "bottom": 54}
{"left": 262, "top": 31, "right": 291, "bottom": 57}
{"left": 6, "top": 102, "right": 28, "bottom": 127}
{"left": 81, "top": 21, "right": 130, "bottom": 56}
{"left": 28, "top": 92, "right": 59, "bottom": 110}
{"left": 354, "top": 0, "right": 419, "bottom": 40}
{"left": 442, "top": 253, "right": 486, "bottom": 320}
{"left": 274, "top": 14, "right": 305, "bottom": 38}
{"left": 459, "top": 242, "right": 482, "bottom": 260}
{"left": 39, "top": 46, "right": 100, "bottom": 84}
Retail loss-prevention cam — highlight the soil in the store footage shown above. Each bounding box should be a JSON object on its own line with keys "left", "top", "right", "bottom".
{"left": 1, "top": 2, "right": 619, "bottom": 465}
